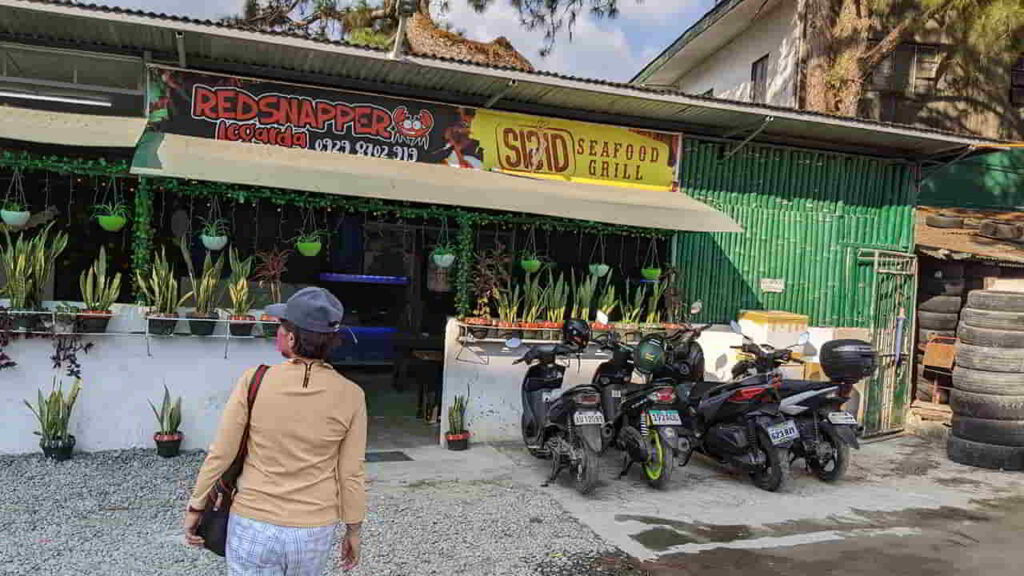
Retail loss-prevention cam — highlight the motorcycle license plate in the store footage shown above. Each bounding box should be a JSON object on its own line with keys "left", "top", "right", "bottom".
{"left": 828, "top": 411, "right": 858, "bottom": 426}
{"left": 649, "top": 410, "right": 682, "bottom": 426}
{"left": 573, "top": 411, "right": 606, "bottom": 426}
{"left": 767, "top": 420, "right": 799, "bottom": 445}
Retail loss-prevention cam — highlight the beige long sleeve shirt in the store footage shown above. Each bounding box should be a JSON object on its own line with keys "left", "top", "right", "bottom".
{"left": 189, "top": 359, "right": 367, "bottom": 527}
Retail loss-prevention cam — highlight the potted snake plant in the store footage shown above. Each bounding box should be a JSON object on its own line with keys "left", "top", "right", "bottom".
{"left": 445, "top": 393, "right": 470, "bottom": 451}
{"left": 1, "top": 223, "right": 68, "bottom": 332}
{"left": 135, "top": 247, "right": 192, "bottom": 336}
{"left": 180, "top": 236, "right": 225, "bottom": 337}
{"left": 227, "top": 247, "right": 256, "bottom": 337}
{"left": 150, "top": 385, "right": 183, "bottom": 458}
{"left": 78, "top": 246, "right": 122, "bottom": 333}
{"left": 24, "top": 378, "right": 81, "bottom": 461}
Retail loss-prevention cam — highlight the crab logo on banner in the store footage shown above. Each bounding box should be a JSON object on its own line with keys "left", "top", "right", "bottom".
{"left": 393, "top": 106, "right": 434, "bottom": 145}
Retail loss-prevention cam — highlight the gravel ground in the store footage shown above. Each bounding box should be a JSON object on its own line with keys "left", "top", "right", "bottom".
{"left": 0, "top": 450, "right": 615, "bottom": 576}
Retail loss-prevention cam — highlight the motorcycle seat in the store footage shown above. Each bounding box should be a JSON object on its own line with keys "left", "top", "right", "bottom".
{"left": 779, "top": 380, "right": 835, "bottom": 395}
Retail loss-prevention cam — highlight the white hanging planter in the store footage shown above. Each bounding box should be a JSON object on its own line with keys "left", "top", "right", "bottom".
{"left": 1, "top": 210, "right": 30, "bottom": 228}
{"left": 432, "top": 251, "right": 456, "bottom": 269}
{"left": 588, "top": 263, "right": 610, "bottom": 277}
{"left": 201, "top": 234, "right": 229, "bottom": 251}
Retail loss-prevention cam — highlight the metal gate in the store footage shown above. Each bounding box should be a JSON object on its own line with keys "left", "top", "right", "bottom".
{"left": 858, "top": 249, "right": 918, "bottom": 437}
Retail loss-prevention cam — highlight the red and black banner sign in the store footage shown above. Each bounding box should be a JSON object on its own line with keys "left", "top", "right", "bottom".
{"left": 147, "top": 67, "right": 477, "bottom": 165}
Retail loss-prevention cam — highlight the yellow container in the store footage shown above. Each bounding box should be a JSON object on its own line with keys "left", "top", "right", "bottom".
{"left": 737, "top": 310, "right": 809, "bottom": 350}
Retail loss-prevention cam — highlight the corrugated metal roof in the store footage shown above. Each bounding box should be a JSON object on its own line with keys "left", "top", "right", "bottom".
{"left": 0, "top": 0, "right": 1008, "bottom": 158}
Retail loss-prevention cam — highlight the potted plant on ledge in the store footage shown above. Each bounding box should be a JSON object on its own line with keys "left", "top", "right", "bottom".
{"left": 253, "top": 247, "right": 290, "bottom": 338}
{"left": 136, "top": 248, "right": 191, "bottom": 336}
{"left": 227, "top": 247, "right": 256, "bottom": 337}
{"left": 24, "top": 378, "right": 81, "bottom": 461}
{"left": 94, "top": 203, "right": 129, "bottom": 232}
{"left": 149, "top": 385, "right": 183, "bottom": 458}
{"left": 1, "top": 222, "right": 68, "bottom": 332}
{"left": 79, "top": 246, "right": 122, "bottom": 334}
{"left": 180, "top": 236, "right": 225, "bottom": 337}
{"left": 446, "top": 393, "right": 470, "bottom": 451}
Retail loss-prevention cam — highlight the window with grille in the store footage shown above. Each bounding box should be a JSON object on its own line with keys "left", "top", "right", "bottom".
{"left": 750, "top": 55, "right": 769, "bottom": 104}
{"left": 1012, "top": 56, "right": 1024, "bottom": 106}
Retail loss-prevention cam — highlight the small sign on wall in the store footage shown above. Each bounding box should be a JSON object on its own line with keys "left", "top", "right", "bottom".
{"left": 760, "top": 278, "right": 786, "bottom": 293}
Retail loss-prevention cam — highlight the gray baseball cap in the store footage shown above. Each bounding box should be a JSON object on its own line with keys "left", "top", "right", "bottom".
{"left": 265, "top": 287, "right": 344, "bottom": 333}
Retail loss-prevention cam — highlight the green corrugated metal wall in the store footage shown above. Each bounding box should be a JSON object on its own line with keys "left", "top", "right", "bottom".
{"left": 676, "top": 138, "right": 916, "bottom": 327}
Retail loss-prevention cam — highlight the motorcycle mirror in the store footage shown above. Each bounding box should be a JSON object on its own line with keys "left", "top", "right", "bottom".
{"left": 504, "top": 337, "right": 522, "bottom": 349}
{"left": 596, "top": 310, "right": 610, "bottom": 325}
{"left": 729, "top": 320, "right": 743, "bottom": 334}
{"left": 797, "top": 332, "right": 810, "bottom": 346}
{"left": 689, "top": 301, "right": 703, "bottom": 315}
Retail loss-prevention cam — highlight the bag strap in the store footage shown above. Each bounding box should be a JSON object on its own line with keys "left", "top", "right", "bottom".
{"left": 220, "top": 364, "right": 269, "bottom": 490}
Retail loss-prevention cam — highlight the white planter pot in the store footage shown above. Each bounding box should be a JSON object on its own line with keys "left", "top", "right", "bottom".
{"left": 432, "top": 252, "right": 456, "bottom": 268}
{"left": 1, "top": 210, "right": 31, "bottom": 228}
{"left": 201, "top": 235, "right": 229, "bottom": 251}
{"left": 589, "top": 263, "right": 610, "bottom": 277}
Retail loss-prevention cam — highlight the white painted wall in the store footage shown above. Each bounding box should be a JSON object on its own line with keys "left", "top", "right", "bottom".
{"left": 0, "top": 302, "right": 279, "bottom": 455}
{"left": 675, "top": 0, "right": 800, "bottom": 107}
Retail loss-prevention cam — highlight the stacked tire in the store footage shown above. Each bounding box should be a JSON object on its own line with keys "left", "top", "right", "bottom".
{"left": 916, "top": 260, "right": 965, "bottom": 403}
{"left": 948, "top": 290, "right": 1024, "bottom": 471}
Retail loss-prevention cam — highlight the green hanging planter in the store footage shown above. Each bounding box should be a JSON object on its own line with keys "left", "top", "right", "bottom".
{"left": 521, "top": 259, "right": 542, "bottom": 274}
{"left": 97, "top": 214, "right": 127, "bottom": 232}
{"left": 641, "top": 267, "right": 662, "bottom": 281}
{"left": 296, "top": 241, "right": 323, "bottom": 257}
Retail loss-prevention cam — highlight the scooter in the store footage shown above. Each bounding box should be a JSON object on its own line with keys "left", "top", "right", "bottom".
{"left": 728, "top": 324, "right": 876, "bottom": 483}
{"left": 591, "top": 331, "right": 689, "bottom": 489}
{"left": 513, "top": 331, "right": 605, "bottom": 495}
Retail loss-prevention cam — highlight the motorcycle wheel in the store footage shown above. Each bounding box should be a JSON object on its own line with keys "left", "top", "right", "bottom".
{"left": 749, "top": 430, "right": 790, "bottom": 492}
{"left": 522, "top": 413, "right": 547, "bottom": 459}
{"left": 643, "top": 429, "right": 675, "bottom": 489}
{"left": 807, "top": 426, "right": 849, "bottom": 482}
{"left": 572, "top": 435, "right": 599, "bottom": 495}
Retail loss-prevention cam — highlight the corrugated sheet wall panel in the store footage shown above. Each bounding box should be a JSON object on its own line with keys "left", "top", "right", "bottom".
{"left": 677, "top": 139, "right": 914, "bottom": 327}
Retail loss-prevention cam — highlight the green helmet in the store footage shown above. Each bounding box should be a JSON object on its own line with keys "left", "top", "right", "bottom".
{"left": 633, "top": 334, "right": 667, "bottom": 375}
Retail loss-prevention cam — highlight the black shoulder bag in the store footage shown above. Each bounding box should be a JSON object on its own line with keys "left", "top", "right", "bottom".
{"left": 196, "top": 364, "right": 269, "bottom": 557}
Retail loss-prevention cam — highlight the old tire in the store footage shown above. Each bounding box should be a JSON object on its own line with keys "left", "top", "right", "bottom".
{"left": 966, "top": 290, "right": 1024, "bottom": 313}
{"left": 979, "top": 220, "right": 1022, "bottom": 241}
{"left": 950, "top": 389, "right": 1024, "bottom": 420}
{"left": 925, "top": 214, "right": 964, "bottom": 229}
{"left": 957, "top": 324, "right": 1024, "bottom": 348}
{"left": 571, "top": 437, "right": 599, "bottom": 495}
{"left": 806, "top": 425, "right": 850, "bottom": 483}
{"left": 953, "top": 366, "right": 1024, "bottom": 395}
{"left": 917, "top": 311, "right": 960, "bottom": 330}
{"left": 947, "top": 435, "right": 1024, "bottom": 470}
{"left": 955, "top": 343, "right": 1024, "bottom": 373}
{"left": 960, "top": 308, "right": 1024, "bottom": 331}
{"left": 921, "top": 277, "right": 965, "bottom": 296}
{"left": 951, "top": 415, "right": 1024, "bottom": 446}
{"left": 918, "top": 295, "right": 963, "bottom": 314}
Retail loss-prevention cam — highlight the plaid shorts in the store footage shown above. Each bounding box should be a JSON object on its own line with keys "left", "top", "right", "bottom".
{"left": 227, "top": 514, "right": 338, "bottom": 576}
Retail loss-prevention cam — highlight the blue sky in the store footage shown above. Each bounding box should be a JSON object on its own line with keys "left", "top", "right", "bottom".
{"left": 96, "top": 0, "right": 713, "bottom": 82}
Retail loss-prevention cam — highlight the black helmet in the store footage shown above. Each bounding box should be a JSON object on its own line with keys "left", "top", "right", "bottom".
{"left": 634, "top": 334, "right": 667, "bottom": 375}
{"left": 562, "top": 319, "right": 591, "bottom": 349}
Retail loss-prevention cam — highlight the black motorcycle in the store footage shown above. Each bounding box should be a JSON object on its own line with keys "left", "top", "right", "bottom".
{"left": 728, "top": 324, "right": 876, "bottom": 483}
{"left": 515, "top": 330, "right": 604, "bottom": 495}
{"left": 592, "top": 331, "right": 689, "bottom": 489}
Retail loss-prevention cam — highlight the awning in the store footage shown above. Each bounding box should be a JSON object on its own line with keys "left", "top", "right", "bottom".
{"left": 131, "top": 134, "right": 741, "bottom": 233}
{"left": 0, "top": 105, "right": 146, "bottom": 148}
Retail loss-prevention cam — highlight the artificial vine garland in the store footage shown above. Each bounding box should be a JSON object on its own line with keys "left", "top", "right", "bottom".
{"left": 131, "top": 180, "right": 154, "bottom": 299}
{"left": 0, "top": 150, "right": 128, "bottom": 176}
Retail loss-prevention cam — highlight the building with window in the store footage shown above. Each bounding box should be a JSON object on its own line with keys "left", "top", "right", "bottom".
{"left": 631, "top": 0, "right": 1023, "bottom": 142}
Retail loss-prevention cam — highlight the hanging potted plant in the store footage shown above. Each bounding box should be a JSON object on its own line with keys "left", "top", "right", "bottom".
{"left": 445, "top": 393, "right": 470, "bottom": 451}
{"left": 149, "top": 385, "right": 183, "bottom": 458}
{"left": 180, "top": 236, "right": 225, "bottom": 337}
{"left": 253, "top": 247, "right": 290, "bottom": 338}
{"left": 93, "top": 203, "right": 129, "bottom": 232}
{"left": 226, "top": 247, "right": 257, "bottom": 337}
{"left": 24, "top": 378, "right": 81, "bottom": 462}
{"left": 135, "top": 247, "right": 191, "bottom": 336}
{"left": 641, "top": 238, "right": 662, "bottom": 281}
{"left": 295, "top": 229, "right": 325, "bottom": 257}
{"left": 588, "top": 235, "right": 610, "bottom": 278}
{"left": 432, "top": 244, "right": 456, "bottom": 269}
{"left": 2, "top": 168, "right": 30, "bottom": 229}
{"left": 78, "top": 245, "right": 122, "bottom": 334}
{"left": 1, "top": 223, "right": 68, "bottom": 332}
{"left": 199, "top": 217, "right": 229, "bottom": 251}
{"left": 520, "top": 253, "right": 542, "bottom": 274}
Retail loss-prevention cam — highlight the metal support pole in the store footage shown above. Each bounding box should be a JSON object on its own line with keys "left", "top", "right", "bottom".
{"left": 721, "top": 116, "right": 774, "bottom": 161}
{"left": 390, "top": 16, "right": 408, "bottom": 60}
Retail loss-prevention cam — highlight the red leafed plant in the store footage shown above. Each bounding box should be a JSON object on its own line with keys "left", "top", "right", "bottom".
{"left": 252, "top": 247, "right": 291, "bottom": 304}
